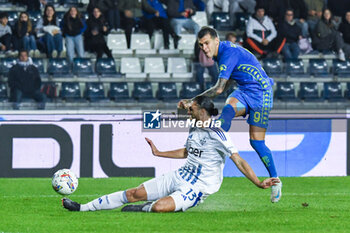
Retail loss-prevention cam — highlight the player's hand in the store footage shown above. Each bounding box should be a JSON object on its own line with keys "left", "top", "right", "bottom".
{"left": 259, "top": 178, "right": 280, "bottom": 189}
{"left": 145, "top": 137, "right": 160, "bottom": 156}
{"left": 177, "top": 99, "right": 191, "bottom": 109}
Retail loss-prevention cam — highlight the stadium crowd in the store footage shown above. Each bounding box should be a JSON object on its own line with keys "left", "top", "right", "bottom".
{"left": 0, "top": 0, "right": 350, "bottom": 109}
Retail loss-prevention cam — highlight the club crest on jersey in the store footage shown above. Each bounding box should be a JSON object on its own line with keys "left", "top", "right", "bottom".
{"left": 220, "top": 64, "right": 227, "bottom": 71}
{"left": 143, "top": 110, "right": 161, "bottom": 129}
{"left": 200, "top": 138, "right": 207, "bottom": 145}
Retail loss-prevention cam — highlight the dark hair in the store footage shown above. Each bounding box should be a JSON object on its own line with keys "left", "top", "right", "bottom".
{"left": 193, "top": 96, "right": 219, "bottom": 116}
{"left": 225, "top": 32, "right": 236, "bottom": 40}
{"left": 0, "top": 12, "right": 8, "bottom": 19}
{"left": 285, "top": 8, "right": 294, "bottom": 14}
{"left": 43, "top": 4, "right": 57, "bottom": 26}
{"left": 198, "top": 26, "right": 218, "bottom": 39}
{"left": 18, "top": 50, "right": 28, "bottom": 57}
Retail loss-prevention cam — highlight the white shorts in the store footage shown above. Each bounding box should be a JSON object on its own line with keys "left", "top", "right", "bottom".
{"left": 143, "top": 171, "right": 207, "bottom": 212}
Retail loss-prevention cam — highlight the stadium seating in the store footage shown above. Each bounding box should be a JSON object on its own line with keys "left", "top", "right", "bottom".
{"left": 144, "top": 57, "right": 170, "bottom": 78}
{"left": 7, "top": 11, "right": 18, "bottom": 27}
{"left": 235, "top": 12, "right": 250, "bottom": 31}
{"left": 0, "top": 82, "right": 8, "bottom": 101}
{"left": 107, "top": 34, "right": 132, "bottom": 54}
{"left": 60, "top": 82, "right": 82, "bottom": 101}
{"left": 309, "top": 59, "right": 331, "bottom": 77}
{"left": 332, "top": 59, "right": 350, "bottom": 77}
{"left": 95, "top": 58, "right": 121, "bottom": 78}
{"left": 211, "top": 12, "right": 232, "bottom": 31}
{"left": 178, "top": 34, "right": 196, "bottom": 51}
{"left": 48, "top": 58, "right": 71, "bottom": 77}
{"left": 109, "top": 82, "right": 133, "bottom": 102}
{"left": 298, "top": 82, "right": 320, "bottom": 101}
{"left": 73, "top": 58, "right": 96, "bottom": 78}
{"left": 180, "top": 82, "right": 202, "bottom": 99}
{"left": 32, "top": 58, "right": 48, "bottom": 78}
{"left": 131, "top": 34, "right": 155, "bottom": 54}
{"left": 263, "top": 58, "right": 284, "bottom": 78}
{"left": 120, "top": 57, "right": 146, "bottom": 78}
{"left": 157, "top": 82, "right": 178, "bottom": 101}
{"left": 192, "top": 11, "right": 208, "bottom": 28}
{"left": 29, "top": 11, "right": 42, "bottom": 27}
{"left": 345, "top": 83, "right": 350, "bottom": 99}
{"left": 84, "top": 82, "right": 107, "bottom": 101}
{"left": 132, "top": 82, "right": 156, "bottom": 102}
{"left": 285, "top": 59, "right": 307, "bottom": 77}
{"left": 56, "top": 11, "right": 65, "bottom": 25}
{"left": 167, "top": 57, "right": 192, "bottom": 78}
{"left": 275, "top": 82, "right": 299, "bottom": 101}
{"left": 323, "top": 82, "right": 344, "bottom": 102}
{"left": 63, "top": 0, "right": 79, "bottom": 7}
{"left": 0, "top": 57, "right": 16, "bottom": 77}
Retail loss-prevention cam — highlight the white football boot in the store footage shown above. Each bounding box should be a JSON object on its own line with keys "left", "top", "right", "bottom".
{"left": 271, "top": 178, "right": 282, "bottom": 203}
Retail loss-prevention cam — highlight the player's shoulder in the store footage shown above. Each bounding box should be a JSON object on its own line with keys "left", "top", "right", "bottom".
{"left": 207, "top": 127, "right": 229, "bottom": 142}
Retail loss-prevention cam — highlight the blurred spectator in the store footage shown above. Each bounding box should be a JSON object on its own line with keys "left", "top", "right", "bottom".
{"left": 87, "top": 0, "right": 121, "bottom": 33}
{"left": 193, "top": 0, "right": 206, "bottom": 11}
{"left": 312, "top": 8, "right": 350, "bottom": 61}
{"left": 85, "top": 7, "right": 112, "bottom": 58}
{"left": 193, "top": 41, "right": 218, "bottom": 91}
{"left": 339, "top": 11, "right": 350, "bottom": 46}
{"left": 225, "top": 32, "right": 237, "bottom": 43}
{"left": 14, "top": 0, "right": 47, "bottom": 11}
{"left": 271, "top": 0, "right": 309, "bottom": 37}
{"left": 8, "top": 50, "right": 45, "bottom": 110}
{"left": 304, "top": 0, "right": 324, "bottom": 33}
{"left": 119, "top": 0, "right": 143, "bottom": 49}
{"left": 207, "top": 0, "right": 229, "bottom": 21}
{"left": 327, "top": 0, "right": 350, "bottom": 18}
{"left": 0, "top": 12, "right": 12, "bottom": 55}
{"left": 142, "top": 0, "right": 181, "bottom": 49}
{"left": 278, "top": 9, "right": 302, "bottom": 60}
{"left": 245, "top": 6, "right": 284, "bottom": 58}
{"left": 13, "top": 12, "right": 40, "bottom": 57}
{"left": 163, "top": 0, "right": 200, "bottom": 36}
{"left": 36, "top": 4, "right": 64, "bottom": 58}
{"left": 229, "top": 0, "right": 256, "bottom": 26}
{"left": 62, "top": 7, "right": 86, "bottom": 62}
{"left": 255, "top": 0, "right": 273, "bottom": 16}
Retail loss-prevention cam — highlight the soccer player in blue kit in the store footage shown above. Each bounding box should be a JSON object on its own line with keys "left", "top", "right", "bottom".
{"left": 178, "top": 26, "right": 282, "bottom": 203}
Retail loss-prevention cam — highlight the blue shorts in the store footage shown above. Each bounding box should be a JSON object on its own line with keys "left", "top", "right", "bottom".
{"left": 228, "top": 88, "right": 273, "bottom": 128}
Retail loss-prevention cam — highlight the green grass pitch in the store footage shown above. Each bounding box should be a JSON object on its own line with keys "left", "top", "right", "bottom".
{"left": 1, "top": 176, "right": 349, "bottom": 233}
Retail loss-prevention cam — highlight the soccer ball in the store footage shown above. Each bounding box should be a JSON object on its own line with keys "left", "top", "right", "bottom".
{"left": 52, "top": 169, "right": 78, "bottom": 195}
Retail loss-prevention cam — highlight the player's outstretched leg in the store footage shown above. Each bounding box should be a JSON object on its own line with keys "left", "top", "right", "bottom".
{"left": 249, "top": 125, "right": 281, "bottom": 203}
{"left": 62, "top": 198, "right": 80, "bottom": 211}
{"left": 121, "top": 202, "right": 153, "bottom": 212}
{"left": 218, "top": 104, "right": 235, "bottom": 131}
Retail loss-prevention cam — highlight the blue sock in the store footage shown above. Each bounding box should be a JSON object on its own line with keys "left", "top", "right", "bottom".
{"left": 250, "top": 139, "right": 278, "bottom": 177}
{"left": 218, "top": 104, "right": 235, "bottom": 131}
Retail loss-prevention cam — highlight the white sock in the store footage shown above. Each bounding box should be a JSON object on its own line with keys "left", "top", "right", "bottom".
{"left": 142, "top": 201, "right": 155, "bottom": 212}
{"left": 80, "top": 191, "right": 128, "bottom": 211}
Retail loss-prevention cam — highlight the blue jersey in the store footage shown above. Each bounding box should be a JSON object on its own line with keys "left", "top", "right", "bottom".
{"left": 215, "top": 41, "right": 274, "bottom": 92}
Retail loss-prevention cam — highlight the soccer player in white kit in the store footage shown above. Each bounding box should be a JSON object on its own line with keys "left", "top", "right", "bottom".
{"left": 62, "top": 96, "right": 279, "bottom": 213}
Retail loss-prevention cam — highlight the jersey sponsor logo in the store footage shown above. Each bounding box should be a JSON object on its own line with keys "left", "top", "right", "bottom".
{"left": 188, "top": 146, "right": 203, "bottom": 157}
{"left": 143, "top": 110, "right": 161, "bottom": 129}
{"left": 219, "top": 64, "right": 227, "bottom": 71}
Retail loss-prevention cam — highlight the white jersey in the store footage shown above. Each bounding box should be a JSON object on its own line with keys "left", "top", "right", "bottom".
{"left": 177, "top": 126, "right": 238, "bottom": 195}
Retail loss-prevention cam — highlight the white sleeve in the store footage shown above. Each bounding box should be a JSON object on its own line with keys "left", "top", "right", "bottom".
{"left": 265, "top": 17, "right": 277, "bottom": 42}
{"left": 246, "top": 17, "right": 263, "bottom": 43}
{"left": 210, "top": 128, "right": 238, "bottom": 156}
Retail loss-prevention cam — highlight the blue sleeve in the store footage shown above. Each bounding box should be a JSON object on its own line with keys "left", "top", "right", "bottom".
{"left": 218, "top": 48, "right": 238, "bottom": 80}
{"left": 80, "top": 19, "right": 87, "bottom": 34}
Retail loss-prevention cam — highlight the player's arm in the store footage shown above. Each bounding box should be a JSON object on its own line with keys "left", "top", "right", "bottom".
{"left": 230, "top": 153, "right": 279, "bottom": 189}
{"left": 177, "top": 78, "right": 228, "bottom": 109}
{"left": 145, "top": 137, "right": 188, "bottom": 159}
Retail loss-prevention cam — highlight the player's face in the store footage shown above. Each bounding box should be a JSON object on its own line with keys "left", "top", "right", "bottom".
{"left": 198, "top": 34, "right": 219, "bottom": 58}
{"left": 188, "top": 101, "right": 201, "bottom": 120}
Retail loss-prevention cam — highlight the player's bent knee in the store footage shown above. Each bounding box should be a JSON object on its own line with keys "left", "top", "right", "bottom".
{"left": 126, "top": 185, "right": 147, "bottom": 202}
{"left": 151, "top": 197, "right": 176, "bottom": 213}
